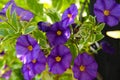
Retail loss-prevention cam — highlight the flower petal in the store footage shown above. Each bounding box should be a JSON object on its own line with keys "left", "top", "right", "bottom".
{"left": 107, "top": 16, "right": 119, "bottom": 27}
{"left": 50, "top": 63, "right": 65, "bottom": 74}
{"left": 58, "top": 45, "right": 70, "bottom": 56}
{"left": 110, "top": 4, "right": 120, "bottom": 17}
{"left": 79, "top": 72, "right": 91, "bottom": 80}
{"left": 34, "top": 62, "right": 45, "bottom": 74}
{"left": 82, "top": 53, "right": 94, "bottom": 65}
{"left": 47, "top": 56, "right": 56, "bottom": 68}
{"left": 72, "top": 65, "right": 81, "bottom": 79}
{"left": 104, "top": 0, "right": 116, "bottom": 9}
{"left": 61, "top": 53, "right": 72, "bottom": 68}
{"left": 46, "top": 32, "right": 56, "bottom": 46}
{"left": 74, "top": 54, "right": 82, "bottom": 66}
{"left": 86, "top": 62, "right": 98, "bottom": 78}
{"left": 94, "top": 9, "right": 104, "bottom": 23}
{"left": 94, "top": 0, "right": 104, "bottom": 10}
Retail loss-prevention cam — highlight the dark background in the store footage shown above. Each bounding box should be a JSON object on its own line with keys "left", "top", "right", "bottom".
{"left": 89, "top": 0, "right": 120, "bottom": 80}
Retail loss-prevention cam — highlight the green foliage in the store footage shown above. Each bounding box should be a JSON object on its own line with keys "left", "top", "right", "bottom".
{"left": 74, "top": 15, "right": 104, "bottom": 53}
{"left": 0, "top": 0, "right": 105, "bottom": 80}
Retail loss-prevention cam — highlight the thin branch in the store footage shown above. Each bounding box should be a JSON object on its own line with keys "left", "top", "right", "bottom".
{"left": 79, "top": 0, "right": 88, "bottom": 21}
{"left": 5, "top": 21, "right": 17, "bottom": 32}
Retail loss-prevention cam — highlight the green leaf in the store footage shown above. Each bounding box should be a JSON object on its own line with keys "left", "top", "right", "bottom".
{"left": 90, "top": 34, "right": 96, "bottom": 43}
{"left": 59, "top": 73, "right": 72, "bottom": 80}
{"left": 0, "top": 22, "right": 9, "bottom": 29}
{"left": 24, "top": 26, "right": 36, "bottom": 34}
{"left": 0, "top": 60, "right": 6, "bottom": 70}
{"left": 68, "top": 43, "right": 78, "bottom": 64}
{"left": 11, "top": 11, "right": 21, "bottom": 32}
{"left": 52, "top": 0, "right": 62, "bottom": 11}
{"left": 2, "top": 33, "right": 20, "bottom": 42}
{"left": 96, "top": 33, "right": 104, "bottom": 41}
{"left": 6, "top": 4, "right": 12, "bottom": 22}
{"left": 46, "top": 9, "right": 60, "bottom": 22}
{"left": 0, "top": 29, "right": 8, "bottom": 37}
{"left": 10, "top": 68, "right": 24, "bottom": 80}
{"left": 88, "top": 15, "right": 96, "bottom": 25}
{"left": 96, "top": 23, "right": 105, "bottom": 31}
{"left": 41, "top": 71, "right": 53, "bottom": 80}
{"left": 26, "top": 0, "right": 43, "bottom": 16}
{"left": 33, "top": 30, "right": 48, "bottom": 49}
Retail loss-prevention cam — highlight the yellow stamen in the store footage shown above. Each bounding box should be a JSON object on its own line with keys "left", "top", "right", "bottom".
{"left": 67, "top": 14, "right": 72, "bottom": 18}
{"left": 32, "top": 59, "right": 37, "bottom": 64}
{"left": 27, "top": 45, "right": 33, "bottom": 51}
{"left": 103, "top": 10, "right": 110, "bottom": 16}
{"left": 79, "top": 65, "right": 85, "bottom": 72}
{"left": 55, "top": 56, "right": 61, "bottom": 62}
{"left": 56, "top": 30, "right": 62, "bottom": 36}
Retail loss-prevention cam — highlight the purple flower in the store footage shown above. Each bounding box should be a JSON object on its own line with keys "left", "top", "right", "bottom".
{"left": 16, "top": 35, "right": 40, "bottom": 64}
{"left": 100, "top": 41, "right": 115, "bottom": 54}
{"left": 62, "top": 4, "right": 78, "bottom": 27}
{"left": 0, "top": 0, "right": 14, "bottom": 13}
{"left": 37, "top": 21, "right": 51, "bottom": 32}
{"left": 0, "top": 0, "right": 34, "bottom": 21}
{"left": 15, "top": 7, "right": 34, "bottom": 21}
{"left": 46, "top": 22, "right": 71, "bottom": 46}
{"left": 72, "top": 53, "right": 98, "bottom": 80}
{"left": 22, "top": 63, "right": 35, "bottom": 80}
{"left": 22, "top": 51, "right": 46, "bottom": 80}
{"left": 47, "top": 45, "right": 72, "bottom": 74}
{"left": 1, "top": 65, "right": 12, "bottom": 80}
{"left": 94, "top": 0, "right": 120, "bottom": 27}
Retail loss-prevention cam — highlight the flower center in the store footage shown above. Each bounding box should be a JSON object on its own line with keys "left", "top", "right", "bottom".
{"left": 32, "top": 59, "right": 37, "bottom": 64}
{"left": 55, "top": 56, "right": 61, "bottom": 62}
{"left": 103, "top": 10, "right": 110, "bottom": 16}
{"left": 27, "top": 45, "right": 33, "bottom": 51}
{"left": 67, "top": 14, "right": 72, "bottom": 18}
{"left": 56, "top": 30, "right": 62, "bottom": 36}
{"left": 79, "top": 65, "right": 85, "bottom": 72}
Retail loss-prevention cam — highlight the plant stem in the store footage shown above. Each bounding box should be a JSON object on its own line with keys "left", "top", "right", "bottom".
{"left": 79, "top": 0, "right": 88, "bottom": 21}
{"left": 5, "top": 21, "right": 17, "bottom": 32}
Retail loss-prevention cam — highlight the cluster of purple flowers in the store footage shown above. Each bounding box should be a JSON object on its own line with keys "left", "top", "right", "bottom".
{"left": 2, "top": 0, "right": 119, "bottom": 80}
{"left": 16, "top": 35, "right": 46, "bottom": 80}
{"left": 37, "top": 3, "right": 98, "bottom": 80}
{"left": 15, "top": 3, "right": 99, "bottom": 80}
{"left": 94, "top": 0, "right": 120, "bottom": 27}
{"left": 38, "top": 4, "right": 78, "bottom": 75}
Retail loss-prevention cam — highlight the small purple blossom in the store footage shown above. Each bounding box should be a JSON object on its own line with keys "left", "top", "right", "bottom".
{"left": 46, "top": 22, "right": 71, "bottom": 46}
{"left": 37, "top": 21, "right": 51, "bottom": 32}
{"left": 0, "top": 0, "right": 34, "bottom": 21}
{"left": 16, "top": 35, "right": 40, "bottom": 64}
{"left": 94, "top": 0, "right": 120, "bottom": 27}
{"left": 100, "top": 41, "right": 115, "bottom": 54}
{"left": 22, "top": 51, "right": 46, "bottom": 80}
{"left": 0, "top": 0, "right": 14, "bottom": 13}
{"left": 22, "top": 63, "right": 35, "bottom": 80}
{"left": 1, "top": 65, "right": 12, "bottom": 80}
{"left": 47, "top": 45, "right": 72, "bottom": 74}
{"left": 72, "top": 53, "right": 98, "bottom": 80}
{"left": 62, "top": 4, "right": 78, "bottom": 27}
{"left": 15, "top": 7, "right": 34, "bottom": 21}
